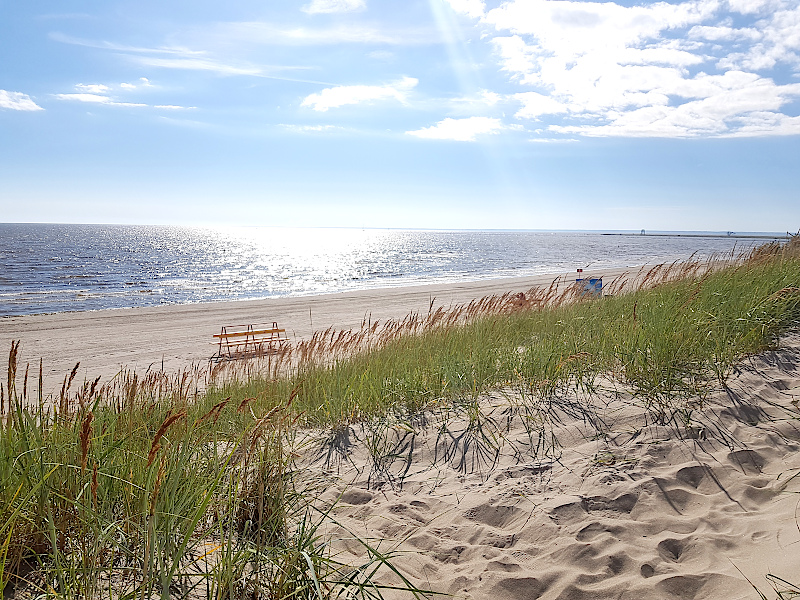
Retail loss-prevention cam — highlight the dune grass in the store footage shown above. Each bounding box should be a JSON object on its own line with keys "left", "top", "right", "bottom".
{"left": 1, "top": 239, "right": 799, "bottom": 598}
{"left": 209, "top": 240, "right": 800, "bottom": 431}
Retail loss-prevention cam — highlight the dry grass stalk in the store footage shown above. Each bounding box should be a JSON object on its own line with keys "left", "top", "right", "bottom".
{"left": 148, "top": 455, "right": 166, "bottom": 520}
{"left": 146, "top": 410, "right": 187, "bottom": 468}
{"left": 237, "top": 396, "right": 256, "bottom": 413}
{"left": 6, "top": 340, "right": 21, "bottom": 417}
{"left": 91, "top": 462, "right": 99, "bottom": 509}
{"left": 197, "top": 396, "right": 231, "bottom": 425}
{"left": 79, "top": 411, "right": 94, "bottom": 472}
{"left": 22, "top": 362, "right": 29, "bottom": 403}
{"left": 58, "top": 361, "right": 80, "bottom": 417}
{"left": 38, "top": 357, "right": 43, "bottom": 412}
{"left": 67, "top": 361, "right": 79, "bottom": 390}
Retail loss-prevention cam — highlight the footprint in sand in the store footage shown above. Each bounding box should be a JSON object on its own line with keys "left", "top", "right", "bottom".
{"left": 488, "top": 576, "right": 550, "bottom": 600}
{"left": 486, "top": 559, "right": 523, "bottom": 573}
{"left": 548, "top": 498, "right": 587, "bottom": 525}
{"left": 650, "top": 481, "right": 710, "bottom": 516}
{"left": 675, "top": 465, "right": 708, "bottom": 490}
{"left": 721, "top": 402, "right": 762, "bottom": 425}
{"left": 339, "top": 489, "right": 373, "bottom": 505}
{"left": 654, "top": 573, "right": 743, "bottom": 600}
{"left": 575, "top": 521, "right": 625, "bottom": 542}
{"left": 432, "top": 543, "right": 477, "bottom": 565}
{"left": 655, "top": 574, "right": 706, "bottom": 599}
{"left": 657, "top": 537, "right": 689, "bottom": 562}
{"left": 479, "top": 530, "right": 516, "bottom": 548}
{"left": 388, "top": 502, "right": 428, "bottom": 523}
{"left": 727, "top": 448, "right": 765, "bottom": 474}
{"left": 463, "top": 503, "right": 525, "bottom": 528}
{"left": 583, "top": 492, "right": 639, "bottom": 514}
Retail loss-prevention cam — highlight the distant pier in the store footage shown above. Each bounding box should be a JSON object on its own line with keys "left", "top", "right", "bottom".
{"left": 603, "top": 232, "right": 792, "bottom": 240}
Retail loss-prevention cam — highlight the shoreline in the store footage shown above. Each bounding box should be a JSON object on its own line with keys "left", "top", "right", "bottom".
{"left": 0, "top": 267, "right": 627, "bottom": 321}
{"left": 0, "top": 266, "right": 631, "bottom": 395}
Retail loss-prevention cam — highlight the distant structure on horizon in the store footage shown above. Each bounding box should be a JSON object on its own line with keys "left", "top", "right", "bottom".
{"left": 640, "top": 229, "right": 646, "bottom": 235}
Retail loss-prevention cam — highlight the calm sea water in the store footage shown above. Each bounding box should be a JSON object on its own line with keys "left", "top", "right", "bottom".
{"left": 0, "top": 224, "right": 768, "bottom": 317}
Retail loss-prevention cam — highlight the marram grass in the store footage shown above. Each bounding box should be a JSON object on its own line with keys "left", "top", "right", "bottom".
{"left": 207, "top": 240, "right": 800, "bottom": 428}
{"left": 1, "top": 238, "right": 799, "bottom": 598}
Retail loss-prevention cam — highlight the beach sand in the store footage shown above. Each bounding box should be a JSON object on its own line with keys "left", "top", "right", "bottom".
{"left": 311, "top": 334, "right": 800, "bottom": 599}
{"left": 0, "top": 267, "right": 627, "bottom": 396}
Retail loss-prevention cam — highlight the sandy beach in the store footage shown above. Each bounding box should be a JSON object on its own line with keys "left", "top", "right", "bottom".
{"left": 0, "top": 267, "right": 627, "bottom": 396}
{"left": 2, "top": 254, "right": 799, "bottom": 599}
{"left": 311, "top": 334, "right": 800, "bottom": 599}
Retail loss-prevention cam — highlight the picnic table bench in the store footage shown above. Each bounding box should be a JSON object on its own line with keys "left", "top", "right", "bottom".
{"left": 211, "top": 322, "right": 289, "bottom": 362}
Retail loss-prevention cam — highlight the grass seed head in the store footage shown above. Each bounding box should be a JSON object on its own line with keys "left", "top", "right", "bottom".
{"left": 80, "top": 411, "right": 94, "bottom": 471}
{"left": 237, "top": 396, "right": 256, "bottom": 413}
{"left": 147, "top": 410, "right": 186, "bottom": 467}
{"left": 198, "top": 396, "right": 230, "bottom": 424}
{"left": 91, "top": 461, "right": 98, "bottom": 508}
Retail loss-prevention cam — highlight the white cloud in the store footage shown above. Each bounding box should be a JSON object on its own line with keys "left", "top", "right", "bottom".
{"left": 302, "top": 0, "right": 366, "bottom": 14}
{"left": 484, "top": 0, "right": 719, "bottom": 57}
{"left": 55, "top": 84, "right": 192, "bottom": 110}
{"left": 0, "top": 90, "right": 43, "bottom": 111}
{"left": 281, "top": 124, "right": 341, "bottom": 132}
{"left": 210, "top": 22, "right": 437, "bottom": 46}
{"left": 528, "top": 137, "right": 579, "bottom": 143}
{"left": 49, "top": 32, "right": 205, "bottom": 56}
{"left": 514, "top": 92, "right": 568, "bottom": 118}
{"left": 717, "top": 5, "right": 800, "bottom": 70}
{"left": 550, "top": 74, "right": 800, "bottom": 137}
{"left": 55, "top": 93, "right": 147, "bottom": 107}
{"left": 688, "top": 25, "right": 760, "bottom": 41}
{"left": 444, "top": 0, "right": 486, "bottom": 19}
{"left": 446, "top": 89, "right": 504, "bottom": 115}
{"left": 455, "top": 0, "right": 800, "bottom": 137}
{"left": 406, "top": 116, "right": 512, "bottom": 141}
{"left": 131, "top": 56, "right": 264, "bottom": 76}
{"left": 51, "top": 31, "right": 313, "bottom": 79}
{"left": 726, "top": 0, "right": 779, "bottom": 14}
{"left": 75, "top": 83, "right": 110, "bottom": 94}
{"left": 301, "top": 76, "right": 417, "bottom": 111}
{"left": 491, "top": 35, "right": 538, "bottom": 82}
{"left": 120, "top": 77, "right": 153, "bottom": 90}
{"left": 723, "top": 112, "right": 800, "bottom": 137}
{"left": 55, "top": 93, "right": 112, "bottom": 104}
{"left": 454, "top": 89, "right": 503, "bottom": 107}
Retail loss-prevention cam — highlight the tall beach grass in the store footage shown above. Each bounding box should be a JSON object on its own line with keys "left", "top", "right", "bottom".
{"left": 1, "top": 237, "right": 799, "bottom": 598}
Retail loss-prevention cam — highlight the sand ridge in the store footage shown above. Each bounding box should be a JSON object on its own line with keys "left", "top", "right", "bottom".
{"left": 308, "top": 334, "right": 800, "bottom": 600}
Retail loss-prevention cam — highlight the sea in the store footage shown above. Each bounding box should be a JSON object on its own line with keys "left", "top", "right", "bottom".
{"left": 0, "top": 223, "right": 785, "bottom": 318}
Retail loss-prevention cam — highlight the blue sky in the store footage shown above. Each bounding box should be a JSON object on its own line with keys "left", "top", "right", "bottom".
{"left": 1, "top": 0, "right": 798, "bottom": 231}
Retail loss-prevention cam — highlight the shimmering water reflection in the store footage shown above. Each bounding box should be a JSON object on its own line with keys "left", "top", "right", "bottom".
{"left": 0, "top": 224, "right": 756, "bottom": 317}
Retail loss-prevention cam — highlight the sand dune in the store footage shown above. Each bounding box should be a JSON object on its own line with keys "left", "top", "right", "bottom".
{"left": 311, "top": 334, "right": 800, "bottom": 599}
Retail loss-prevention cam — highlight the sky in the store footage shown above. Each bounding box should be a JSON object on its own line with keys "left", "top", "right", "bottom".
{"left": 0, "top": 0, "right": 798, "bottom": 232}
